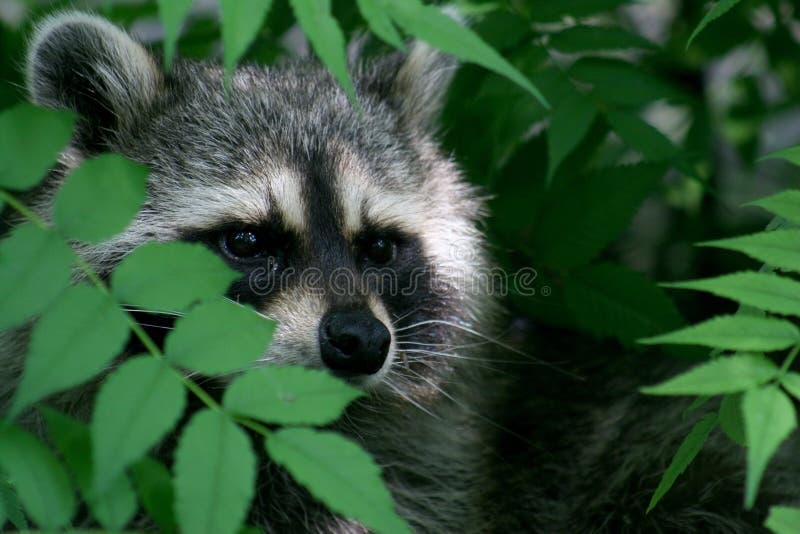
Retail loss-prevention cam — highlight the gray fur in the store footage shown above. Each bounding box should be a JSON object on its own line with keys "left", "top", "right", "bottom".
{"left": 1, "top": 11, "right": 798, "bottom": 534}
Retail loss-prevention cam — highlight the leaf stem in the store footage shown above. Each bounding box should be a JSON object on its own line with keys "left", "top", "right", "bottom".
{"left": 780, "top": 344, "right": 800, "bottom": 376}
{"left": 0, "top": 189, "right": 48, "bottom": 230}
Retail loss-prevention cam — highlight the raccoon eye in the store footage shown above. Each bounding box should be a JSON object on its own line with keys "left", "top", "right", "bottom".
{"left": 364, "top": 236, "right": 395, "bottom": 264}
{"left": 221, "top": 228, "right": 264, "bottom": 260}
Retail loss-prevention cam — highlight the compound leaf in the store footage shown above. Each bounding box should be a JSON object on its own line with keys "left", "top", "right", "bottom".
{"left": 700, "top": 231, "right": 800, "bottom": 273}
{"left": 265, "top": 428, "right": 410, "bottom": 534}
{"left": 9, "top": 283, "right": 129, "bottom": 419}
{"left": 92, "top": 357, "right": 186, "bottom": 494}
{"left": 174, "top": 410, "right": 256, "bottom": 534}
{"left": 549, "top": 25, "right": 656, "bottom": 53}
{"left": 220, "top": 0, "right": 273, "bottom": 90}
{"left": 223, "top": 366, "right": 364, "bottom": 425}
{"left": 383, "top": 0, "right": 548, "bottom": 107}
{"left": 156, "top": 0, "right": 193, "bottom": 71}
{"left": 748, "top": 190, "right": 800, "bottom": 225}
{"left": 641, "top": 354, "right": 779, "bottom": 396}
{"left": 43, "top": 408, "right": 136, "bottom": 531}
{"left": 547, "top": 89, "right": 597, "bottom": 183}
{"left": 761, "top": 146, "right": 800, "bottom": 167}
{"left": 743, "top": 386, "right": 796, "bottom": 509}
{"left": 719, "top": 393, "right": 746, "bottom": 446}
{"left": 53, "top": 154, "right": 148, "bottom": 243}
{"left": 165, "top": 299, "right": 275, "bottom": 375}
{"left": 0, "top": 474, "right": 27, "bottom": 531}
{"left": 640, "top": 315, "right": 800, "bottom": 352}
{"left": 111, "top": 241, "right": 239, "bottom": 312}
{"left": 356, "top": 0, "right": 405, "bottom": 49}
{"left": 0, "top": 223, "right": 73, "bottom": 331}
{"left": 131, "top": 457, "right": 176, "bottom": 534}
{"left": 646, "top": 412, "right": 716, "bottom": 513}
{"left": 570, "top": 57, "right": 682, "bottom": 106}
{"left": 765, "top": 506, "right": 800, "bottom": 534}
{"left": 0, "top": 424, "right": 75, "bottom": 530}
{"left": 0, "top": 104, "right": 75, "bottom": 190}
{"left": 781, "top": 372, "right": 800, "bottom": 402}
{"left": 665, "top": 272, "right": 800, "bottom": 318}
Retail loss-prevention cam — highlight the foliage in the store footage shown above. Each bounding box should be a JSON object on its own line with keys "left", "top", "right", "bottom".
{"left": 1, "top": 0, "right": 800, "bottom": 532}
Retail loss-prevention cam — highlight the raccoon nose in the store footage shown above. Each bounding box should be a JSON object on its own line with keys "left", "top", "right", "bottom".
{"left": 319, "top": 310, "right": 391, "bottom": 376}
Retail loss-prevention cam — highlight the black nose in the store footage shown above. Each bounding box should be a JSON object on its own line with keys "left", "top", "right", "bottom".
{"left": 319, "top": 309, "right": 391, "bottom": 376}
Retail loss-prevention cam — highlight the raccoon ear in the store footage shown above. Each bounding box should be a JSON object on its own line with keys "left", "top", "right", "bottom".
{"left": 26, "top": 12, "right": 162, "bottom": 132}
{"left": 369, "top": 42, "right": 457, "bottom": 130}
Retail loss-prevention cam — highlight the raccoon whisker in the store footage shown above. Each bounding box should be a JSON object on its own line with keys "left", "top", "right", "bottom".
{"left": 395, "top": 319, "right": 584, "bottom": 381}
{"left": 122, "top": 306, "right": 184, "bottom": 317}
{"left": 384, "top": 380, "right": 439, "bottom": 419}
{"left": 402, "top": 348, "right": 544, "bottom": 366}
{"left": 134, "top": 322, "right": 175, "bottom": 331}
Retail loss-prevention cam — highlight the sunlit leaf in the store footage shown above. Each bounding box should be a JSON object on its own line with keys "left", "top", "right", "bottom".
{"left": 156, "top": 0, "right": 193, "bottom": 71}
{"left": 646, "top": 413, "right": 716, "bottom": 513}
{"left": 640, "top": 315, "right": 800, "bottom": 352}
{"left": 43, "top": 409, "right": 136, "bottom": 531}
{"left": 743, "top": 386, "right": 796, "bottom": 509}
{"left": 54, "top": 154, "right": 148, "bottom": 243}
{"left": 687, "top": 0, "right": 743, "bottom": 49}
{"left": 165, "top": 299, "right": 275, "bottom": 375}
{"left": 747, "top": 190, "right": 800, "bottom": 225}
{"left": 223, "top": 366, "right": 363, "bottom": 425}
{"left": 289, "top": 0, "right": 359, "bottom": 108}
{"left": 0, "top": 424, "right": 75, "bottom": 530}
{"left": 665, "top": 272, "right": 800, "bottom": 318}
{"left": 0, "top": 104, "right": 75, "bottom": 190}
{"left": 0, "top": 223, "right": 73, "bottom": 331}
{"left": 383, "top": 0, "right": 548, "bottom": 107}
{"left": 174, "top": 410, "right": 256, "bottom": 534}
{"left": 111, "top": 241, "right": 239, "bottom": 312}
{"left": 700, "top": 230, "right": 800, "bottom": 273}
{"left": 265, "top": 428, "right": 410, "bottom": 534}
{"left": 92, "top": 357, "right": 186, "bottom": 494}
{"left": 641, "top": 354, "right": 778, "bottom": 396}
{"left": 220, "top": 0, "right": 273, "bottom": 90}
{"left": 9, "top": 283, "right": 129, "bottom": 418}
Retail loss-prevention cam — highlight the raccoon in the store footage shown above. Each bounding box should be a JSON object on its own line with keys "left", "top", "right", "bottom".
{"left": 1, "top": 10, "right": 798, "bottom": 534}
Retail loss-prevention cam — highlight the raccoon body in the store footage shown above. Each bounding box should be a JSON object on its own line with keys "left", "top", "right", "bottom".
{"left": 1, "top": 11, "right": 798, "bottom": 534}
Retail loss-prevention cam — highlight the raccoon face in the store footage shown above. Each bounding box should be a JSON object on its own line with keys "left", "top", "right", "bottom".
{"left": 26, "top": 13, "right": 490, "bottom": 397}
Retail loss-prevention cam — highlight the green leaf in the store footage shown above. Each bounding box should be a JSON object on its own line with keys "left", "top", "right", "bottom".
{"left": 9, "top": 283, "right": 130, "bottom": 419}
{"left": 111, "top": 241, "right": 239, "bottom": 312}
{"left": 780, "top": 372, "right": 800, "bottom": 401}
{"left": 0, "top": 474, "right": 27, "bottom": 531}
{"left": 687, "top": 0, "right": 742, "bottom": 49}
{"left": 534, "top": 164, "right": 666, "bottom": 269}
{"left": 564, "top": 263, "right": 683, "bottom": 346}
{"left": 569, "top": 58, "right": 682, "bottom": 107}
{"left": 156, "top": 0, "right": 193, "bottom": 71}
{"left": 700, "top": 230, "right": 800, "bottom": 273}
{"left": 640, "top": 315, "right": 800, "bottom": 352}
{"left": 223, "top": 366, "right": 363, "bottom": 425}
{"left": 165, "top": 299, "right": 275, "bottom": 375}
{"left": 743, "top": 386, "right": 797, "bottom": 509}
{"left": 356, "top": 0, "right": 405, "bottom": 49}
{"left": 42, "top": 409, "right": 136, "bottom": 531}
{"left": 665, "top": 272, "right": 800, "bottom": 318}
{"left": 0, "top": 424, "right": 75, "bottom": 530}
{"left": 0, "top": 223, "right": 74, "bottom": 330}
{"left": 766, "top": 506, "right": 800, "bottom": 534}
{"left": 549, "top": 25, "right": 656, "bottom": 53}
{"left": 641, "top": 354, "right": 779, "bottom": 396}
{"left": 605, "top": 109, "right": 681, "bottom": 162}
{"left": 0, "top": 104, "right": 75, "bottom": 190}
{"left": 220, "top": 0, "right": 273, "bottom": 90}
{"left": 547, "top": 89, "right": 597, "bottom": 183}
{"left": 719, "top": 393, "right": 746, "bottom": 446}
{"left": 383, "top": 0, "right": 548, "bottom": 107}
{"left": 646, "top": 412, "right": 716, "bottom": 513}
{"left": 761, "top": 145, "right": 800, "bottom": 167}
{"left": 53, "top": 154, "right": 148, "bottom": 243}
{"left": 289, "top": 0, "right": 359, "bottom": 109}
{"left": 131, "top": 457, "right": 176, "bottom": 534}
{"left": 265, "top": 428, "right": 410, "bottom": 534}
{"left": 174, "top": 410, "right": 256, "bottom": 534}
{"left": 526, "top": 0, "right": 631, "bottom": 22}
{"left": 747, "top": 190, "right": 800, "bottom": 225}
{"left": 91, "top": 357, "right": 186, "bottom": 493}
